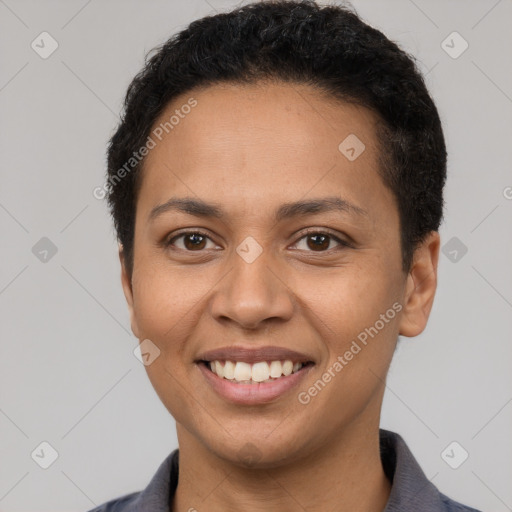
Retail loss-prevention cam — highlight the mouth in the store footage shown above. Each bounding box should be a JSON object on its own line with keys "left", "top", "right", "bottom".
{"left": 198, "top": 359, "right": 315, "bottom": 384}
{"left": 195, "top": 346, "right": 316, "bottom": 404}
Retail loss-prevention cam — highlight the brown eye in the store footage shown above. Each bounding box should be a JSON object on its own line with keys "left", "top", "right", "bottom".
{"left": 167, "top": 231, "right": 216, "bottom": 251}
{"left": 183, "top": 233, "right": 207, "bottom": 250}
{"left": 306, "top": 233, "right": 330, "bottom": 251}
{"left": 293, "top": 231, "right": 349, "bottom": 252}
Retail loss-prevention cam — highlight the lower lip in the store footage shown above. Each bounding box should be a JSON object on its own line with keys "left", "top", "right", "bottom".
{"left": 197, "top": 362, "right": 315, "bottom": 405}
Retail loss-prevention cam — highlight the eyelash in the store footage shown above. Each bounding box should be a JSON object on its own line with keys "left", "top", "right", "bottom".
{"left": 165, "top": 228, "right": 351, "bottom": 253}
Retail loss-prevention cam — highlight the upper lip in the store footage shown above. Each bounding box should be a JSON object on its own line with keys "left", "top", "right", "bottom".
{"left": 196, "top": 345, "right": 315, "bottom": 364}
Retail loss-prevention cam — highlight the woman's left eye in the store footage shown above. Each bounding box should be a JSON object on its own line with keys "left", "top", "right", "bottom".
{"left": 292, "top": 232, "right": 349, "bottom": 252}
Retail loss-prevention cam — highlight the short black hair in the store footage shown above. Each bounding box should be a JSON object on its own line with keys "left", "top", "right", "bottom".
{"left": 104, "top": 0, "right": 446, "bottom": 278}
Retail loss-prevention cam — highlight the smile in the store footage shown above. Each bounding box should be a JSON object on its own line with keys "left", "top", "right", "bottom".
{"left": 205, "top": 359, "right": 309, "bottom": 384}
{"left": 197, "top": 359, "right": 315, "bottom": 404}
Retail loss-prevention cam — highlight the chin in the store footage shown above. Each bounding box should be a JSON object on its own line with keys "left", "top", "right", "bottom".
{"left": 202, "top": 430, "right": 309, "bottom": 470}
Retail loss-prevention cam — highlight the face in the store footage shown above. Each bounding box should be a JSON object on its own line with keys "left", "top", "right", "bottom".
{"left": 120, "top": 81, "right": 439, "bottom": 468}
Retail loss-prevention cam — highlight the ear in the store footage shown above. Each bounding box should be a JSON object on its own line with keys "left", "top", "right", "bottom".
{"left": 119, "top": 244, "right": 140, "bottom": 339}
{"left": 398, "top": 231, "right": 440, "bottom": 337}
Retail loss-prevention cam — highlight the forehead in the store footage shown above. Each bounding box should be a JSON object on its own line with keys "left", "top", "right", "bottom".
{"left": 137, "top": 81, "right": 394, "bottom": 227}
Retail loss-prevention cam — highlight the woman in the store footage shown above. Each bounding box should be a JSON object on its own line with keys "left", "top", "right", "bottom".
{"left": 90, "top": 1, "right": 481, "bottom": 510}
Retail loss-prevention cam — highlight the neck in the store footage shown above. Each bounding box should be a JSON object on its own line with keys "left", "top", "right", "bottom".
{"left": 171, "top": 417, "right": 391, "bottom": 512}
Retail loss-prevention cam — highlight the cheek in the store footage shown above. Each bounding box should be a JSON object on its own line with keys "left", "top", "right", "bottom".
{"left": 132, "top": 260, "right": 204, "bottom": 330}
{"left": 130, "top": 261, "right": 232, "bottom": 376}
{"left": 130, "top": 266, "right": 207, "bottom": 424}
{"left": 296, "top": 259, "right": 401, "bottom": 345}
{"left": 292, "top": 268, "right": 400, "bottom": 424}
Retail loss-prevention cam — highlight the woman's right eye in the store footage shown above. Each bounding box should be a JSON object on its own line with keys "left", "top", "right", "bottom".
{"left": 166, "top": 231, "right": 218, "bottom": 251}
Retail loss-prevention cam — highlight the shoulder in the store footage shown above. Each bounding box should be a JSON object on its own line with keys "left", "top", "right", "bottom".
{"left": 439, "top": 492, "right": 482, "bottom": 512}
{"left": 85, "top": 448, "right": 179, "bottom": 512}
{"left": 380, "top": 430, "right": 482, "bottom": 512}
{"left": 86, "top": 491, "right": 141, "bottom": 512}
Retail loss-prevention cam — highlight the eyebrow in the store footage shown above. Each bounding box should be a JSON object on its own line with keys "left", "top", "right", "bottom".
{"left": 148, "top": 196, "right": 368, "bottom": 223}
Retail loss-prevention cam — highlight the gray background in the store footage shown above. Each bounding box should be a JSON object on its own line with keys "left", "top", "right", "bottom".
{"left": 1, "top": 0, "right": 511, "bottom": 510}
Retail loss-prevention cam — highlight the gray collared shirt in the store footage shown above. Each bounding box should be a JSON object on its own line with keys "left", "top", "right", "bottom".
{"left": 88, "top": 429, "right": 481, "bottom": 511}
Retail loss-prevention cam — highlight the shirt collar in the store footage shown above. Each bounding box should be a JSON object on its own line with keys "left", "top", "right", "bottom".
{"left": 380, "top": 429, "right": 446, "bottom": 511}
{"left": 117, "top": 429, "right": 461, "bottom": 511}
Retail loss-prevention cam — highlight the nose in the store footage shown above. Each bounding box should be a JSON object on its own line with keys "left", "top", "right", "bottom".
{"left": 209, "top": 248, "right": 294, "bottom": 330}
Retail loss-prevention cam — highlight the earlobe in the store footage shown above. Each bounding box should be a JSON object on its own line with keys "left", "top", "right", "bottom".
{"left": 398, "top": 232, "right": 440, "bottom": 338}
{"left": 119, "top": 244, "right": 140, "bottom": 339}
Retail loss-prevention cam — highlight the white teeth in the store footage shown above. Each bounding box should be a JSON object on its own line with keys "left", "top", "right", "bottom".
{"left": 214, "top": 361, "right": 224, "bottom": 378}
{"left": 251, "top": 362, "right": 270, "bottom": 382}
{"left": 223, "top": 360, "right": 235, "bottom": 379}
{"left": 269, "top": 360, "right": 282, "bottom": 378}
{"left": 207, "top": 359, "right": 305, "bottom": 382}
{"left": 282, "top": 360, "right": 293, "bottom": 376}
{"left": 233, "top": 361, "right": 252, "bottom": 381}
